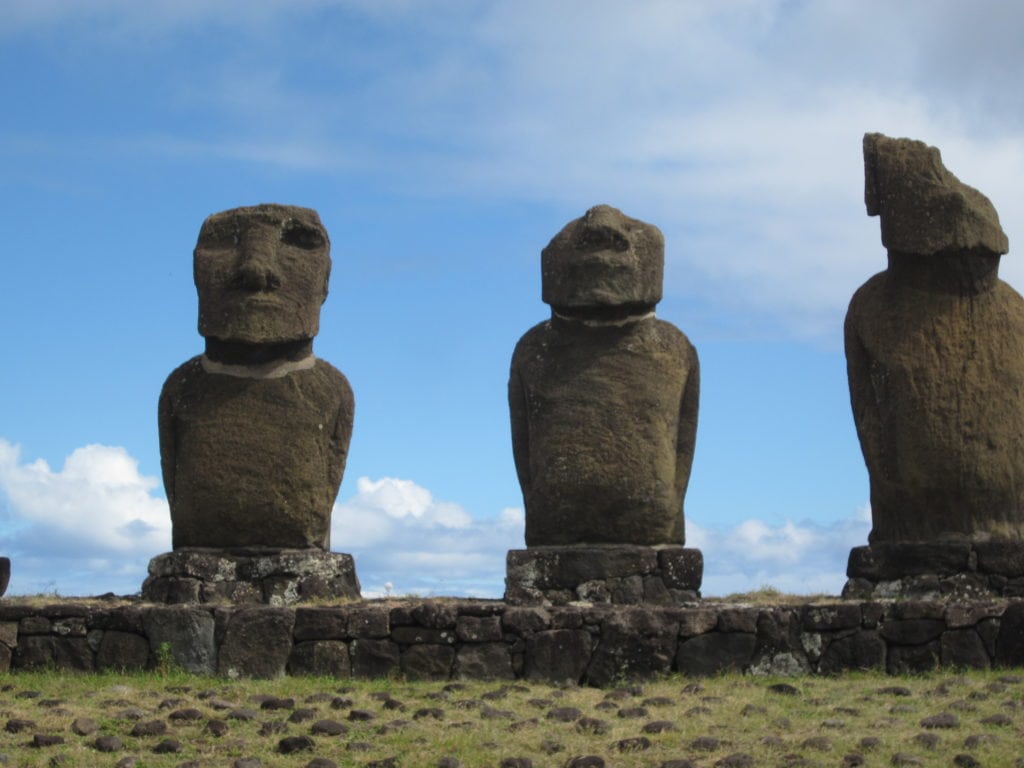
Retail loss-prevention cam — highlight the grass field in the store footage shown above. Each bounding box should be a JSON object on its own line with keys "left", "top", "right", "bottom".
{"left": 0, "top": 668, "right": 1021, "bottom": 767}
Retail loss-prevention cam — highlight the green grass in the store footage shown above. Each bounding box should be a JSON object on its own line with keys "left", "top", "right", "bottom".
{"left": 0, "top": 669, "right": 1021, "bottom": 766}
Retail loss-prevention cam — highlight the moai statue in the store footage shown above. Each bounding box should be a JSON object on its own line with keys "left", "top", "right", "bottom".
{"left": 505, "top": 205, "right": 703, "bottom": 605}
{"left": 143, "top": 204, "right": 359, "bottom": 604}
{"left": 844, "top": 133, "right": 1024, "bottom": 597}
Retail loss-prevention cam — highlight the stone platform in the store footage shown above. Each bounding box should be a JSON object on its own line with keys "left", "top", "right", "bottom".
{"left": 142, "top": 548, "right": 360, "bottom": 606}
{"left": 844, "top": 542, "right": 1024, "bottom": 599}
{"left": 3, "top": 596, "right": 1024, "bottom": 681}
{"left": 505, "top": 545, "right": 702, "bottom": 605}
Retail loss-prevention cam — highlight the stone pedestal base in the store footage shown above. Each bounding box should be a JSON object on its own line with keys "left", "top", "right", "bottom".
{"left": 505, "top": 545, "right": 702, "bottom": 606}
{"left": 844, "top": 541, "right": 1024, "bottom": 599}
{"left": 142, "top": 548, "right": 361, "bottom": 606}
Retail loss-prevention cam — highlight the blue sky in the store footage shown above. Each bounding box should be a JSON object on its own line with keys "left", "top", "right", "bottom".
{"left": 3, "top": 0, "right": 1024, "bottom": 598}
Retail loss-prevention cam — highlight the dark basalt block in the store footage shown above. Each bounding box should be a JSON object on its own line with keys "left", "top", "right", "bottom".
{"left": 505, "top": 545, "right": 702, "bottom": 605}
{"left": 844, "top": 541, "right": 1024, "bottom": 599}
{"left": 142, "top": 548, "right": 360, "bottom": 605}
{"left": 0, "top": 557, "right": 9, "bottom": 598}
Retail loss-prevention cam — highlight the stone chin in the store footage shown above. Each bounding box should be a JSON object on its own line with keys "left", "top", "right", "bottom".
{"left": 198, "top": 302, "right": 320, "bottom": 345}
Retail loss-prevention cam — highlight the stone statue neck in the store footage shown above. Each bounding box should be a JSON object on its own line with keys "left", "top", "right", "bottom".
{"left": 551, "top": 303, "right": 656, "bottom": 327}
{"left": 886, "top": 250, "right": 1001, "bottom": 295}
{"left": 204, "top": 338, "right": 314, "bottom": 366}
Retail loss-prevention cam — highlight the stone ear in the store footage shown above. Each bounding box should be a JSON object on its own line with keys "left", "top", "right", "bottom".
{"left": 863, "top": 133, "right": 881, "bottom": 217}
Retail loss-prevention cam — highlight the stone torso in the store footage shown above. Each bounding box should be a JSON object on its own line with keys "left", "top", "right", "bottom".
{"left": 159, "top": 356, "right": 354, "bottom": 549}
{"left": 846, "top": 274, "right": 1024, "bottom": 542}
{"left": 510, "top": 316, "right": 697, "bottom": 546}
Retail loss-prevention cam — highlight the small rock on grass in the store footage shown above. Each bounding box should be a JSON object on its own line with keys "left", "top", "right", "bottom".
{"left": 94, "top": 735, "right": 123, "bottom": 752}
{"left": 659, "top": 761, "right": 698, "bottom": 768}
{"left": 31, "top": 735, "right": 64, "bottom": 748}
{"left": 5, "top": 719, "right": 36, "bottom": 733}
{"left": 310, "top": 719, "right": 347, "bottom": 736}
{"left": 615, "top": 736, "right": 651, "bottom": 752}
{"left": 565, "top": 757, "right": 604, "bottom": 768}
{"left": 953, "top": 755, "right": 980, "bottom": 768}
{"left": 278, "top": 736, "right": 315, "bottom": 754}
{"left": 436, "top": 758, "right": 461, "bottom": 768}
{"left": 152, "top": 738, "right": 182, "bottom": 754}
{"left": 547, "top": 707, "right": 582, "bottom": 722}
{"left": 574, "top": 717, "right": 608, "bottom": 735}
{"left": 981, "top": 713, "right": 1013, "bottom": 726}
{"left": 499, "top": 759, "right": 533, "bottom": 768}
{"left": 912, "top": 732, "right": 940, "bottom": 749}
{"left": 642, "top": 720, "right": 676, "bottom": 733}
{"left": 920, "top": 713, "right": 959, "bottom": 729}
{"left": 801, "top": 736, "right": 831, "bottom": 751}
{"left": 233, "top": 759, "right": 262, "bottom": 768}
{"left": 71, "top": 717, "right": 98, "bottom": 735}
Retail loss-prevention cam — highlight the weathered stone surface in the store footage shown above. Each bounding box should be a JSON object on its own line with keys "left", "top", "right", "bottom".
{"left": 347, "top": 605, "right": 390, "bottom": 638}
{"left": 802, "top": 604, "right": 862, "bottom": 631}
{"left": 0, "top": 557, "right": 9, "bottom": 597}
{"left": 509, "top": 205, "right": 699, "bottom": 548}
{"left": 848, "top": 134, "right": 1024, "bottom": 545}
{"left": 350, "top": 638, "right": 400, "bottom": 678}
{"left": 142, "top": 606, "right": 217, "bottom": 675}
{"left": 288, "top": 640, "right": 350, "bottom": 677}
{"left": 887, "top": 641, "right": 939, "bottom": 674}
{"left": 994, "top": 601, "right": 1024, "bottom": 666}
{"left": 847, "top": 544, "right": 973, "bottom": 580}
{"left": 524, "top": 630, "right": 591, "bottom": 684}
{"left": 506, "top": 546, "right": 702, "bottom": 605}
{"left": 400, "top": 644, "right": 455, "bottom": 681}
{"left": 940, "top": 629, "right": 990, "bottom": 669}
{"left": 454, "top": 644, "right": 514, "bottom": 680}
{"left": 586, "top": 611, "right": 675, "bottom": 686}
{"left": 96, "top": 631, "right": 150, "bottom": 672}
{"left": 975, "top": 542, "right": 1024, "bottom": 577}
{"left": 143, "top": 549, "right": 360, "bottom": 605}
{"left": 0, "top": 621, "right": 18, "bottom": 648}
{"left": 294, "top": 608, "right": 347, "bottom": 641}
{"left": 218, "top": 608, "right": 294, "bottom": 678}
{"left": 879, "top": 619, "right": 946, "bottom": 645}
{"left": 818, "top": 630, "right": 886, "bottom": 673}
{"left": 676, "top": 632, "right": 756, "bottom": 676}
{"left": 659, "top": 548, "right": 703, "bottom": 590}
{"left": 160, "top": 204, "right": 355, "bottom": 551}
{"left": 455, "top": 616, "right": 502, "bottom": 643}
{"left": 13, "top": 636, "right": 55, "bottom": 670}
{"left": 502, "top": 607, "right": 551, "bottom": 635}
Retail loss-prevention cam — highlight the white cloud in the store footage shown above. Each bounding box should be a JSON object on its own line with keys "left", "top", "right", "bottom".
{"left": 0, "top": 438, "right": 171, "bottom": 595}
{"left": 690, "top": 504, "right": 872, "bottom": 598}
{"left": 0, "top": 438, "right": 910, "bottom": 602}
{"left": 331, "top": 477, "right": 520, "bottom": 598}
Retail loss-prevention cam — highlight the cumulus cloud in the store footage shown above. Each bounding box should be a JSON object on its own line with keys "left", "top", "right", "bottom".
{"left": 0, "top": 438, "right": 895, "bottom": 602}
{"left": 690, "top": 504, "right": 872, "bottom": 598}
{"left": 332, "top": 477, "right": 522, "bottom": 598}
{"left": 0, "top": 438, "right": 170, "bottom": 595}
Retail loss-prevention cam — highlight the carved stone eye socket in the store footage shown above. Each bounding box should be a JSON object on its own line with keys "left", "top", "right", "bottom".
{"left": 574, "top": 227, "right": 630, "bottom": 253}
{"left": 281, "top": 221, "right": 326, "bottom": 250}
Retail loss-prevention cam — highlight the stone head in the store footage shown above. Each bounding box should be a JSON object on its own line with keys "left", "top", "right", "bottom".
{"left": 541, "top": 205, "right": 664, "bottom": 312}
{"left": 194, "top": 204, "right": 331, "bottom": 344}
{"left": 864, "top": 133, "right": 1008, "bottom": 259}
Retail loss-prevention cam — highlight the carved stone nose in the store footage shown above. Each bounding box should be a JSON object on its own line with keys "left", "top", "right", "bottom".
{"left": 234, "top": 261, "right": 281, "bottom": 291}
